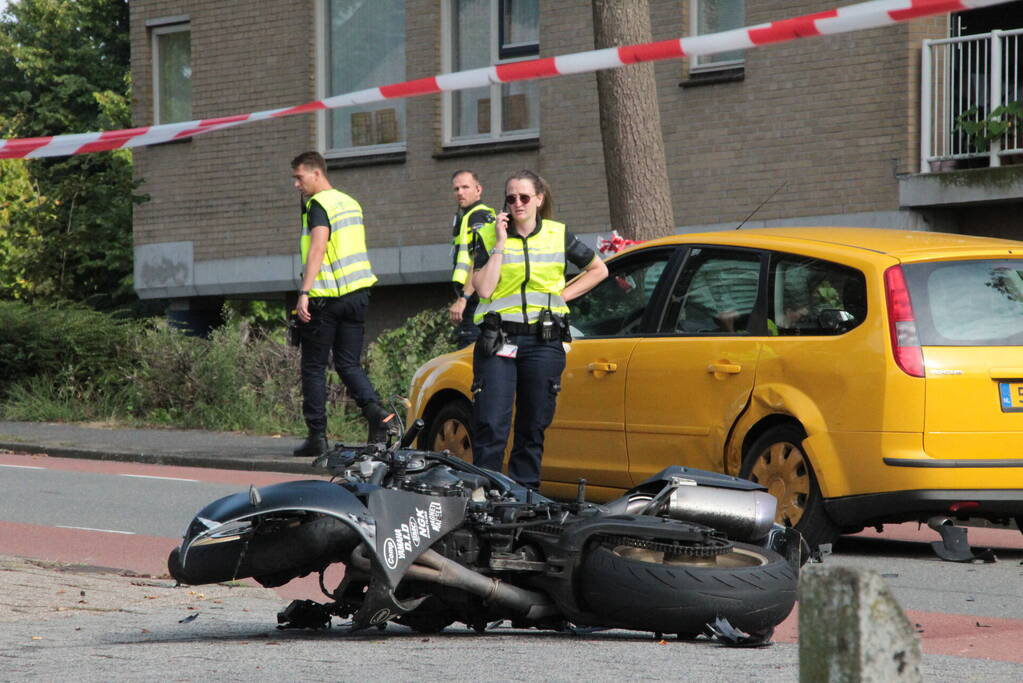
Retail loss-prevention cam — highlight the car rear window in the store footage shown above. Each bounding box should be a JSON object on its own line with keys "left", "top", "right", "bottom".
{"left": 903, "top": 259, "right": 1023, "bottom": 346}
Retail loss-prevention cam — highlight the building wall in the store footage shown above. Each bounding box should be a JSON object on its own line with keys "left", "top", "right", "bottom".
{"left": 130, "top": 0, "right": 957, "bottom": 328}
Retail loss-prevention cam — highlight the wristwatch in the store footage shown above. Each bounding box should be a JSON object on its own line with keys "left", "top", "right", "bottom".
{"left": 298, "top": 290, "right": 310, "bottom": 296}
{"left": 461, "top": 292, "right": 472, "bottom": 300}
{"left": 490, "top": 247, "right": 504, "bottom": 255}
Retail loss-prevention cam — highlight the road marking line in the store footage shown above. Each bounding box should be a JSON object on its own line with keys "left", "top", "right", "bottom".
{"left": 0, "top": 464, "right": 45, "bottom": 470}
{"left": 56, "top": 525, "right": 135, "bottom": 535}
{"left": 119, "top": 474, "right": 198, "bottom": 482}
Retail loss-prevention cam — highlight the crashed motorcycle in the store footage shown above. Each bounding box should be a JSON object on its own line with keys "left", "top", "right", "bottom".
{"left": 168, "top": 420, "right": 802, "bottom": 639}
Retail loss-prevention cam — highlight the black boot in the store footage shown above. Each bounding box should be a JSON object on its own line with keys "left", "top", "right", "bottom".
{"left": 362, "top": 402, "right": 395, "bottom": 444}
{"left": 293, "top": 432, "right": 328, "bottom": 458}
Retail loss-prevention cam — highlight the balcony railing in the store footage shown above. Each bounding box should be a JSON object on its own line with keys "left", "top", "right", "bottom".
{"left": 921, "top": 29, "right": 1023, "bottom": 172}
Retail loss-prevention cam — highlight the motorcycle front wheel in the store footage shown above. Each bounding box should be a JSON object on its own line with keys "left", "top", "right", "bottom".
{"left": 579, "top": 540, "right": 797, "bottom": 637}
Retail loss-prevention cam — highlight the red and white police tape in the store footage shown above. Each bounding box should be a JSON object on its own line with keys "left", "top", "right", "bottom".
{"left": 0, "top": 0, "right": 1009, "bottom": 160}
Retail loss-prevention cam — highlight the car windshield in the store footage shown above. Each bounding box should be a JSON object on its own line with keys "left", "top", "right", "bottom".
{"left": 903, "top": 258, "right": 1023, "bottom": 346}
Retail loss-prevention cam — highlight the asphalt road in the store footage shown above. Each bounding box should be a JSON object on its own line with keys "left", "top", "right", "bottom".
{"left": 2, "top": 452, "right": 1023, "bottom": 681}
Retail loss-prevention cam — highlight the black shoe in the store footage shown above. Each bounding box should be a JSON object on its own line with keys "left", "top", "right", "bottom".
{"left": 293, "top": 432, "right": 328, "bottom": 458}
{"left": 362, "top": 402, "right": 395, "bottom": 444}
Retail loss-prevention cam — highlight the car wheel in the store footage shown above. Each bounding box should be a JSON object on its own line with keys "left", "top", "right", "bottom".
{"left": 740, "top": 424, "right": 839, "bottom": 549}
{"left": 425, "top": 399, "right": 473, "bottom": 462}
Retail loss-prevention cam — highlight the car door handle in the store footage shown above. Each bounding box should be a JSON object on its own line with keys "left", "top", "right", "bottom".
{"left": 707, "top": 362, "right": 742, "bottom": 375}
{"left": 587, "top": 362, "right": 618, "bottom": 374}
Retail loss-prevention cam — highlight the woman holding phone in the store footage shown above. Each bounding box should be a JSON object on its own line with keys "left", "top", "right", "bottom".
{"left": 469, "top": 170, "right": 608, "bottom": 490}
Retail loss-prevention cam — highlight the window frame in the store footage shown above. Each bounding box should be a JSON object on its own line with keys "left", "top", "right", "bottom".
{"left": 441, "top": 0, "right": 541, "bottom": 147}
{"left": 689, "top": 0, "right": 746, "bottom": 73}
{"left": 570, "top": 246, "right": 683, "bottom": 340}
{"left": 150, "top": 20, "right": 192, "bottom": 125}
{"left": 318, "top": 0, "right": 408, "bottom": 159}
{"left": 658, "top": 245, "right": 768, "bottom": 336}
{"left": 764, "top": 251, "right": 868, "bottom": 337}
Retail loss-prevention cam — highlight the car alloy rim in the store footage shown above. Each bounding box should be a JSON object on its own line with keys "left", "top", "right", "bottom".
{"left": 433, "top": 418, "right": 472, "bottom": 461}
{"left": 749, "top": 441, "right": 810, "bottom": 527}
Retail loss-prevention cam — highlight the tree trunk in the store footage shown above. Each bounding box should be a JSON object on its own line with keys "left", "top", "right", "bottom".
{"left": 591, "top": 0, "right": 675, "bottom": 242}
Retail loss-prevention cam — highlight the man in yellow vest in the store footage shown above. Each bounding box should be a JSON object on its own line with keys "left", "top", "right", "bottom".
{"left": 290, "top": 151, "right": 390, "bottom": 457}
{"left": 448, "top": 170, "right": 495, "bottom": 348}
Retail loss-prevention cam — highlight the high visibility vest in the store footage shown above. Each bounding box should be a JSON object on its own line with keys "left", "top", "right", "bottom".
{"left": 451, "top": 203, "right": 495, "bottom": 286}
{"left": 301, "top": 189, "right": 377, "bottom": 297}
{"left": 474, "top": 219, "right": 570, "bottom": 324}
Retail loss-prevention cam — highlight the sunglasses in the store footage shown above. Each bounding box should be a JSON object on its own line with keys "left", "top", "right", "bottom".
{"left": 505, "top": 193, "right": 534, "bottom": 206}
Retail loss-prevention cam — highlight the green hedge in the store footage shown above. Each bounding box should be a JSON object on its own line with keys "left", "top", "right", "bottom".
{"left": 0, "top": 301, "right": 458, "bottom": 439}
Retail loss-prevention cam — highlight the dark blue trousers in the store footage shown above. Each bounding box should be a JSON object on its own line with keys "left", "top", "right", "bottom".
{"left": 471, "top": 334, "right": 565, "bottom": 489}
{"left": 456, "top": 295, "right": 481, "bottom": 349}
{"left": 299, "top": 290, "right": 380, "bottom": 434}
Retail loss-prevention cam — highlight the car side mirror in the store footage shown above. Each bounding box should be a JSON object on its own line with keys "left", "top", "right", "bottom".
{"left": 819, "top": 309, "right": 856, "bottom": 332}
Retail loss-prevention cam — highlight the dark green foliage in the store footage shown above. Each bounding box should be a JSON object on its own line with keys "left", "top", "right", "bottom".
{"left": 366, "top": 307, "right": 457, "bottom": 403}
{"left": 1, "top": 301, "right": 455, "bottom": 440}
{"left": 0, "top": 299, "right": 141, "bottom": 398}
{"left": 0, "top": 0, "right": 142, "bottom": 310}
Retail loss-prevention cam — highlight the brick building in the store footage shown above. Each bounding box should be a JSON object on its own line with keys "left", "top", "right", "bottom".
{"left": 129, "top": 1, "right": 1023, "bottom": 334}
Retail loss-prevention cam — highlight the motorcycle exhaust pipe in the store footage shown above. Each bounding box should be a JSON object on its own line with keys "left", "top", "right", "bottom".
{"left": 351, "top": 545, "right": 558, "bottom": 621}
{"left": 665, "top": 485, "right": 778, "bottom": 542}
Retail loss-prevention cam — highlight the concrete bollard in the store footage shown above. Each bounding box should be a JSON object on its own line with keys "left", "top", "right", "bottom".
{"left": 799, "top": 565, "right": 922, "bottom": 682}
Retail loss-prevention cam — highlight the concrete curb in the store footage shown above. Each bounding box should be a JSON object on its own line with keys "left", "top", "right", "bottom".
{"left": 0, "top": 440, "right": 318, "bottom": 476}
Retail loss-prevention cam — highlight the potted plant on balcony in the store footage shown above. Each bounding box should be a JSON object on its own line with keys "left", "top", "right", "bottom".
{"left": 955, "top": 100, "right": 1023, "bottom": 165}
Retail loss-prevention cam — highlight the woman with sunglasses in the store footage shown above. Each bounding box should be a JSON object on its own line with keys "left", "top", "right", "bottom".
{"left": 469, "top": 170, "right": 608, "bottom": 490}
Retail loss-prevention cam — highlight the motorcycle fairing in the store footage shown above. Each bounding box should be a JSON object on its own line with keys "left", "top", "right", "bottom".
{"left": 349, "top": 488, "right": 468, "bottom": 630}
{"left": 179, "top": 480, "right": 374, "bottom": 567}
{"left": 364, "top": 487, "right": 468, "bottom": 586}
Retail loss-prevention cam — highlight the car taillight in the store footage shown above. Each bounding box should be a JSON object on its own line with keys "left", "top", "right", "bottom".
{"left": 883, "top": 266, "right": 924, "bottom": 378}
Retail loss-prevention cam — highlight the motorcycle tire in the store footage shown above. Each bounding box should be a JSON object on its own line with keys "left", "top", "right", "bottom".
{"left": 579, "top": 540, "right": 797, "bottom": 637}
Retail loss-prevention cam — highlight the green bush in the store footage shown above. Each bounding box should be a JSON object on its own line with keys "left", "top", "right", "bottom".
{"left": 366, "top": 307, "right": 457, "bottom": 406}
{"left": 0, "top": 301, "right": 458, "bottom": 441}
{"left": 0, "top": 300, "right": 141, "bottom": 399}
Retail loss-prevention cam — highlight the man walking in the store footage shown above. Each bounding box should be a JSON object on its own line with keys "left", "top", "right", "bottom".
{"left": 290, "top": 151, "right": 391, "bottom": 457}
{"left": 448, "top": 170, "right": 495, "bottom": 348}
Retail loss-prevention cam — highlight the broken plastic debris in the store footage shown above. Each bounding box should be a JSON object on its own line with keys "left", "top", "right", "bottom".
{"left": 705, "top": 617, "right": 773, "bottom": 647}
{"left": 179, "top": 613, "right": 199, "bottom": 624}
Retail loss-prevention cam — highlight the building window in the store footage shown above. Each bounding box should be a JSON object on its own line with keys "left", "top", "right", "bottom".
{"left": 325, "top": 0, "right": 405, "bottom": 155}
{"left": 443, "top": 0, "right": 539, "bottom": 145}
{"left": 692, "top": 0, "right": 744, "bottom": 70}
{"left": 151, "top": 23, "right": 192, "bottom": 124}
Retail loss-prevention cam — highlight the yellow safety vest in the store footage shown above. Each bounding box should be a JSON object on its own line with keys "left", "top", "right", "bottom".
{"left": 452, "top": 203, "right": 495, "bottom": 286}
{"left": 301, "top": 189, "right": 377, "bottom": 297}
{"left": 474, "top": 219, "right": 570, "bottom": 324}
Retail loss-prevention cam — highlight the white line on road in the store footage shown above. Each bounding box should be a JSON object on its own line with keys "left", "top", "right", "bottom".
{"left": 56, "top": 525, "right": 135, "bottom": 535}
{"left": 0, "top": 464, "right": 45, "bottom": 469}
{"left": 119, "top": 474, "right": 198, "bottom": 482}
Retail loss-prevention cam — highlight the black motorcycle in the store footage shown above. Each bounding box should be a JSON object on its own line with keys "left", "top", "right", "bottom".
{"left": 168, "top": 420, "right": 801, "bottom": 640}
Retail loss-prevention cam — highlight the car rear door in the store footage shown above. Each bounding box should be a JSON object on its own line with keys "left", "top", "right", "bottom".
{"left": 625, "top": 246, "right": 765, "bottom": 482}
{"left": 903, "top": 258, "right": 1023, "bottom": 463}
{"left": 541, "top": 246, "right": 680, "bottom": 492}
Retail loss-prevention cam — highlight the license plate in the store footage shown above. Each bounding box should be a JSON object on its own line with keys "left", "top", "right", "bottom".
{"left": 999, "top": 382, "right": 1023, "bottom": 412}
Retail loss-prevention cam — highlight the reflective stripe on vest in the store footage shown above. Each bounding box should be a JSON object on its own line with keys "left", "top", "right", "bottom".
{"left": 451, "top": 203, "right": 495, "bottom": 285}
{"left": 301, "top": 189, "right": 377, "bottom": 297}
{"left": 474, "top": 219, "right": 570, "bottom": 324}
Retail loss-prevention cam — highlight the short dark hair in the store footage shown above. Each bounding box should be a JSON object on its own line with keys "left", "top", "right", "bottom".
{"left": 291, "top": 151, "right": 327, "bottom": 173}
{"left": 451, "top": 169, "right": 481, "bottom": 184}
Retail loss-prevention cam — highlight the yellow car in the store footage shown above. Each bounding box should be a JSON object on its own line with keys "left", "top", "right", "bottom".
{"left": 407, "top": 227, "right": 1023, "bottom": 547}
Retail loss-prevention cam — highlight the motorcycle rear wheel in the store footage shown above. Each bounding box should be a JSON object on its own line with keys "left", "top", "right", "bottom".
{"left": 579, "top": 540, "right": 796, "bottom": 637}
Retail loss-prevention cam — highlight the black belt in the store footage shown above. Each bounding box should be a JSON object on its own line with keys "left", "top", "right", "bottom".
{"left": 500, "top": 321, "right": 539, "bottom": 335}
